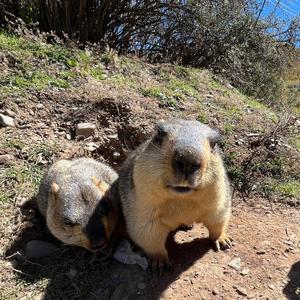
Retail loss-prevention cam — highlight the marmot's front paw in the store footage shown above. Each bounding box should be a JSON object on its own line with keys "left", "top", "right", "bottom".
{"left": 212, "top": 234, "right": 232, "bottom": 251}
{"left": 148, "top": 254, "right": 172, "bottom": 275}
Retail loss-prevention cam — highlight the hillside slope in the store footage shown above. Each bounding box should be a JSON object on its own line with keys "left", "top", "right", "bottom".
{"left": 0, "top": 32, "right": 299, "bottom": 299}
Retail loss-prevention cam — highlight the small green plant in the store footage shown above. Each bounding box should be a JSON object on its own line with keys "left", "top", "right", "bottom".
{"left": 224, "top": 123, "right": 234, "bottom": 134}
{"left": 101, "top": 50, "right": 118, "bottom": 65}
{"left": 28, "top": 142, "right": 60, "bottom": 164}
{"left": 224, "top": 105, "right": 241, "bottom": 117}
{"left": 89, "top": 66, "right": 106, "bottom": 80}
{"left": 141, "top": 87, "right": 178, "bottom": 108}
{"left": 197, "top": 113, "right": 209, "bottom": 124}
{"left": 168, "top": 79, "right": 198, "bottom": 98}
{"left": 3, "top": 139, "right": 25, "bottom": 150}
{"left": 270, "top": 180, "right": 300, "bottom": 198}
{"left": 142, "top": 86, "right": 163, "bottom": 99}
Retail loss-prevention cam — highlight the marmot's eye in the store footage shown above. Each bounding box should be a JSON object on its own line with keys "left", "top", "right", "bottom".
{"left": 100, "top": 200, "right": 110, "bottom": 215}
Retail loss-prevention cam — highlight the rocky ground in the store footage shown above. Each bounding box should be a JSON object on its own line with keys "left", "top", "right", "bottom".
{"left": 0, "top": 32, "right": 299, "bottom": 299}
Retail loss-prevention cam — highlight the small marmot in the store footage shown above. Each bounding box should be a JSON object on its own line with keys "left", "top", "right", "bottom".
{"left": 117, "top": 119, "right": 232, "bottom": 272}
{"left": 37, "top": 157, "right": 119, "bottom": 252}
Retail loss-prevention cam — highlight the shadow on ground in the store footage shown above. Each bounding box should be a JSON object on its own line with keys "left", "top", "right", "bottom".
{"left": 5, "top": 200, "right": 211, "bottom": 300}
{"left": 283, "top": 261, "right": 300, "bottom": 300}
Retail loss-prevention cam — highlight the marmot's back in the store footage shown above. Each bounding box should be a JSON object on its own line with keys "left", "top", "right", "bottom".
{"left": 37, "top": 158, "right": 119, "bottom": 251}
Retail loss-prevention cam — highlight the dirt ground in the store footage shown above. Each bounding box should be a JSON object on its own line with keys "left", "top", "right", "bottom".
{"left": 2, "top": 201, "right": 300, "bottom": 300}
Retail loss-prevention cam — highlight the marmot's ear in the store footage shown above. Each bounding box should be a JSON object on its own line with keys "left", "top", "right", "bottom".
{"left": 51, "top": 182, "right": 59, "bottom": 194}
{"left": 209, "top": 130, "right": 221, "bottom": 149}
{"left": 153, "top": 123, "right": 168, "bottom": 144}
{"left": 91, "top": 176, "right": 109, "bottom": 193}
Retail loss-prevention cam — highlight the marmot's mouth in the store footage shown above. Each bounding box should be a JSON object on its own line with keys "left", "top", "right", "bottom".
{"left": 169, "top": 186, "right": 192, "bottom": 193}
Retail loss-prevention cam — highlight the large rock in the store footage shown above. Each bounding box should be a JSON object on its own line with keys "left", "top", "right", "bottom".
{"left": 0, "top": 113, "right": 15, "bottom": 127}
{"left": 25, "top": 240, "right": 58, "bottom": 258}
{"left": 75, "top": 123, "right": 96, "bottom": 138}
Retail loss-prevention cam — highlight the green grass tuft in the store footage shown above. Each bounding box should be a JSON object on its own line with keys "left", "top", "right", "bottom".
{"left": 271, "top": 180, "right": 300, "bottom": 198}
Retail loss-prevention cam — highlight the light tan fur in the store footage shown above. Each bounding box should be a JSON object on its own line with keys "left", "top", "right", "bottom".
{"left": 117, "top": 119, "right": 232, "bottom": 270}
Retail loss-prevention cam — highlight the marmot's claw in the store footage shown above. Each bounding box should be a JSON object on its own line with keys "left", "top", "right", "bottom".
{"left": 149, "top": 255, "right": 172, "bottom": 275}
{"left": 213, "top": 235, "right": 232, "bottom": 251}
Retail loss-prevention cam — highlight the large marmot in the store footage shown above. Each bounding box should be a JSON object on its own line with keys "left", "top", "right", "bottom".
{"left": 117, "top": 119, "right": 232, "bottom": 273}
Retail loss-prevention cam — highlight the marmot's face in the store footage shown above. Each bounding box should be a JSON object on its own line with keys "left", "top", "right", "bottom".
{"left": 149, "top": 119, "right": 219, "bottom": 194}
{"left": 46, "top": 180, "right": 117, "bottom": 252}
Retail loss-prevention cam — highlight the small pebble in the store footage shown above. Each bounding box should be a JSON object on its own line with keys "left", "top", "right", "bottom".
{"left": 212, "top": 288, "right": 219, "bottom": 295}
{"left": 268, "top": 284, "right": 275, "bottom": 290}
{"left": 4, "top": 109, "right": 16, "bottom": 117}
{"left": 36, "top": 103, "right": 44, "bottom": 110}
{"left": 0, "top": 113, "right": 15, "bottom": 127}
{"left": 241, "top": 268, "right": 250, "bottom": 276}
{"left": 228, "top": 258, "right": 241, "bottom": 270}
{"left": 76, "top": 123, "right": 96, "bottom": 138}
{"left": 235, "top": 286, "right": 248, "bottom": 296}
{"left": 0, "top": 154, "right": 14, "bottom": 164}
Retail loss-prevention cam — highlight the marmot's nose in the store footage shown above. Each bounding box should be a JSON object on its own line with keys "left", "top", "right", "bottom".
{"left": 172, "top": 148, "right": 201, "bottom": 177}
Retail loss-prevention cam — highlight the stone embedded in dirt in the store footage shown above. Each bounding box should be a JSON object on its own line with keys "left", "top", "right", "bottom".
{"left": 268, "top": 284, "right": 275, "bottom": 290}
{"left": 205, "top": 94, "right": 214, "bottom": 99}
{"left": 0, "top": 154, "right": 14, "bottom": 164}
{"left": 240, "top": 268, "right": 250, "bottom": 276}
{"left": 295, "top": 119, "right": 300, "bottom": 127}
{"left": 236, "top": 139, "right": 244, "bottom": 145}
{"left": 113, "top": 239, "right": 148, "bottom": 270}
{"left": 235, "top": 286, "right": 248, "bottom": 297}
{"left": 256, "top": 249, "right": 266, "bottom": 255}
{"left": 66, "top": 134, "right": 71, "bottom": 140}
{"left": 76, "top": 123, "right": 96, "bottom": 138}
{"left": 36, "top": 103, "right": 44, "bottom": 110}
{"left": 4, "top": 109, "right": 16, "bottom": 117}
{"left": 36, "top": 122, "right": 47, "bottom": 129}
{"left": 108, "top": 134, "right": 118, "bottom": 139}
{"left": 228, "top": 258, "right": 241, "bottom": 270}
{"left": 0, "top": 113, "right": 15, "bottom": 127}
{"left": 25, "top": 240, "right": 58, "bottom": 258}
{"left": 85, "top": 142, "right": 98, "bottom": 152}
